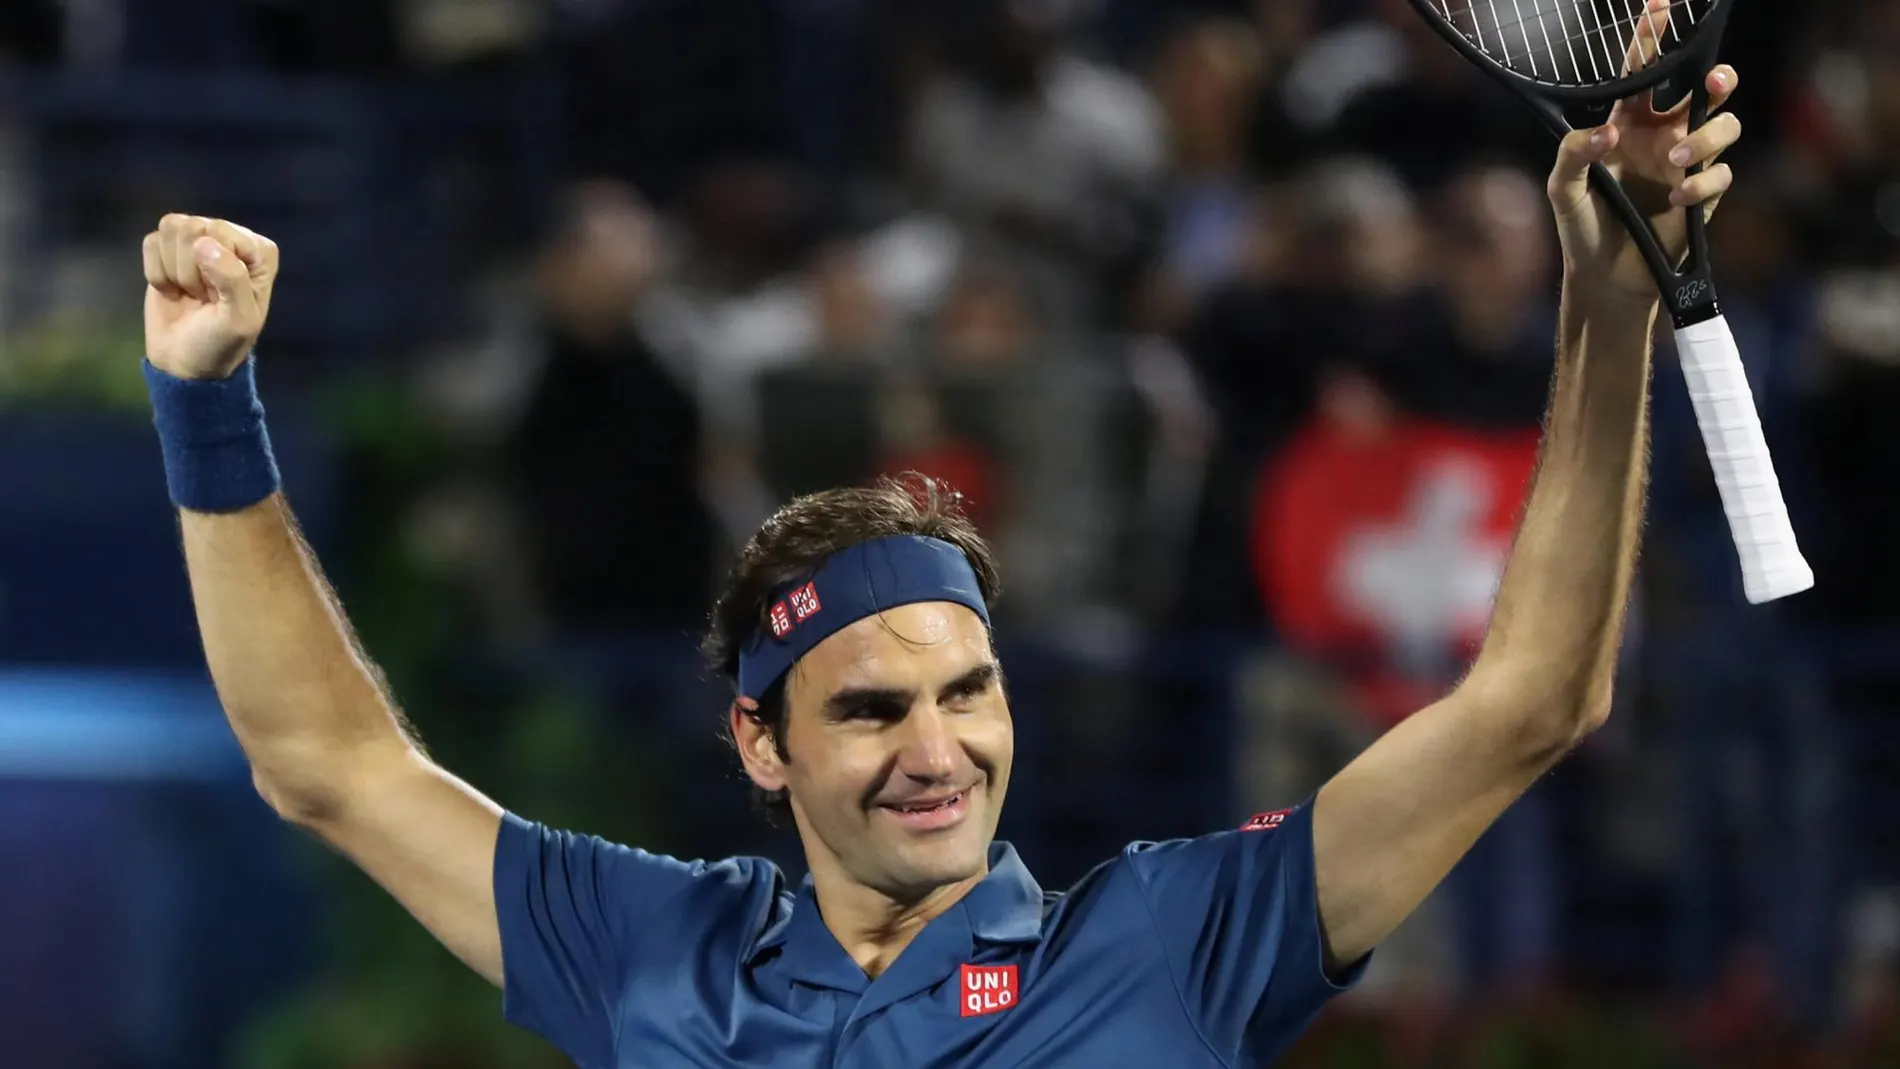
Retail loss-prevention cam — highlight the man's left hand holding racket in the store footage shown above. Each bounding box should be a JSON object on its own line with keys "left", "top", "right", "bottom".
{"left": 1547, "top": 62, "right": 1739, "bottom": 309}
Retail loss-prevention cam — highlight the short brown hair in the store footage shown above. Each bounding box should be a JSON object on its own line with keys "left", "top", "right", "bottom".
{"left": 703, "top": 474, "right": 1003, "bottom": 824}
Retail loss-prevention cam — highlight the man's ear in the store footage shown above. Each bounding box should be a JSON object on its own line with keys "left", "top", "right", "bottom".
{"left": 729, "top": 698, "right": 786, "bottom": 793}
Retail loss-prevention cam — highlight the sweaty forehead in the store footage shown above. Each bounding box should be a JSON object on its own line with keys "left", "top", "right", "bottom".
{"left": 792, "top": 602, "right": 993, "bottom": 691}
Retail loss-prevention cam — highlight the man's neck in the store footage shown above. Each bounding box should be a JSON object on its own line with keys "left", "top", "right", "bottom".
{"left": 809, "top": 866, "right": 990, "bottom": 979}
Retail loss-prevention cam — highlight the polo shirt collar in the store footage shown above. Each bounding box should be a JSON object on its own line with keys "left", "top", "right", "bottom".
{"left": 960, "top": 842, "right": 1045, "bottom": 943}
{"left": 749, "top": 842, "right": 1045, "bottom": 996}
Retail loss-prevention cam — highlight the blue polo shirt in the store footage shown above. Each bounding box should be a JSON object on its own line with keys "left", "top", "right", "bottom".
{"left": 495, "top": 804, "right": 1363, "bottom": 1068}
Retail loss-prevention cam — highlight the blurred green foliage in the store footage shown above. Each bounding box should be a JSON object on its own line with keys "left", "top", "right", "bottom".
{"left": 0, "top": 312, "right": 151, "bottom": 412}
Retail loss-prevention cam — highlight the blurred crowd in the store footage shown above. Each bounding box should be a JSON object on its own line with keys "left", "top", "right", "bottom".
{"left": 6, "top": 0, "right": 1900, "bottom": 1065}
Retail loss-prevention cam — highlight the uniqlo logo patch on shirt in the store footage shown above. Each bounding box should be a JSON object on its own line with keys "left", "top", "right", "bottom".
{"left": 1241, "top": 809, "right": 1289, "bottom": 832}
{"left": 959, "top": 964, "right": 1018, "bottom": 1017}
{"left": 768, "top": 602, "right": 794, "bottom": 638}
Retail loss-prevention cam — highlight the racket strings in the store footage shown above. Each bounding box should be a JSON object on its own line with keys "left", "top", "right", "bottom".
{"left": 1433, "top": 0, "right": 1706, "bottom": 86}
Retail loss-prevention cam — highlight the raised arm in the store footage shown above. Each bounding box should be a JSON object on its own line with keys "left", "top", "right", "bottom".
{"left": 1308, "top": 65, "right": 1744, "bottom": 969}
{"left": 143, "top": 214, "right": 507, "bottom": 985}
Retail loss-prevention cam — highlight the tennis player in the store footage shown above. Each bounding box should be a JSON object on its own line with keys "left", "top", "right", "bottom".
{"left": 137, "top": 62, "right": 1741, "bottom": 1069}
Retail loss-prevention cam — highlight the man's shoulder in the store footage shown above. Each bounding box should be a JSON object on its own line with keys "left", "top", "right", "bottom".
{"left": 1038, "top": 843, "right": 1180, "bottom": 929}
{"left": 1042, "top": 824, "right": 1291, "bottom": 903}
{"left": 642, "top": 849, "right": 786, "bottom": 890}
{"left": 1110, "top": 806, "right": 1313, "bottom": 883}
{"left": 500, "top": 812, "right": 792, "bottom": 919}
{"left": 1032, "top": 823, "right": 1308, "bottom": 947}
{"left": 648, "top": 851, "right": 797, "bottom": 954}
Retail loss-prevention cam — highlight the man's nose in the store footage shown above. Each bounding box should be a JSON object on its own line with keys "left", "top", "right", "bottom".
{"left": 896, "top": 703, "right": 960, "bottom": 781}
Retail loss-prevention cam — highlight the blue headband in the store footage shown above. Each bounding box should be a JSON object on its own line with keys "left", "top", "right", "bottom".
{"left": 736, "top": 535, "right": 991, "bottom": 700}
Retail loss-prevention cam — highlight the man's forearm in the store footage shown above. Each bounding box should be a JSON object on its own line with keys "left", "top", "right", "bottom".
{"left": 1467, "top": 279, "right": 1657, "bottom": 731}
{"left": 181, "top": 494, "right": 414, "bottom": 820}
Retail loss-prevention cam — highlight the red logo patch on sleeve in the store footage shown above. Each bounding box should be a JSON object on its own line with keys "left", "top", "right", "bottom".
{"left": 768, "top": 601, "right": 794, "bottom": 638}
{"left": 959, "top": 964, "right": 1019, "bottom": 1017}
{"left": 788, "top": 582, "right": 822, "bottom": 622}
{"left": 1241, "top": 809, "right": 1290, "bottom": 832}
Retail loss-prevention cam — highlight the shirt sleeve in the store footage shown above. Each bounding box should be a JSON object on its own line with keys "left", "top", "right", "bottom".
{"left": 492, "top": 812, "right": 757, "bottom": 1067}
{"left": 1123, "top": 803, "right": 1368, "bottom": 1065}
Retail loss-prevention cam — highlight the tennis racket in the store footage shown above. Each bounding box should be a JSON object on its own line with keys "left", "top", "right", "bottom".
{"left": 1408, "top": 0, "right": 1813, "bottom": 604}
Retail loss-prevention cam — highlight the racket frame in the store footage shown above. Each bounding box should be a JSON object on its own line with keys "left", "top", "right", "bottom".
{"left": 1405, "top": 0, "right": 1736, "bottom": 328}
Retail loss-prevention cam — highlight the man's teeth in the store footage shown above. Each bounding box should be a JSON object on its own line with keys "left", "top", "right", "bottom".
{"left": 894, "top": 792, "right": 960, "bottom": 812}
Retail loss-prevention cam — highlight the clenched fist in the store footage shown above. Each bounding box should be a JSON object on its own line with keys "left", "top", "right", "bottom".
{"left": 142, "top": 214, "right": 279, "bottom": 380}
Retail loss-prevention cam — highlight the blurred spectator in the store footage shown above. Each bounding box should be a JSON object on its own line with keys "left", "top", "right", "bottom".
{"left": 1139, "top": 16, "right": 1267, "bottom": 334}
{"left": 1233, "top": 0, "right": 1330, "bottom": 181}
{"left": 874, "top": 376, "right": 1001, "bottom": 533}
{"left": 1167, "top": 157, "right": 1421, "bottom": 628}
{"left": 1372, "top": 164, "right": 1556, "bottom": 427}
{"left": 1303, "top": 156, "right": 1426, "bottom": 300}
{"left": 809, "top": 242, "right": 897, "bottom": 363}
{"left": 1181, "top": 156, "right": 1426, "bottom": 461}
{"left": 909, "top": 0, "right": 1166, "bottom": 329}
{"left": 933, "top": 259, "right": 1043, "bottom": 367}
{"left": 503, "top": 180, "right": 716, "bottom": 633}
{"left": 1271, "top": 0, "right": 1406, "bottom": 145}
{"left": 1795, "top": 0, "right": 1900, "bottom": 625}
{"left": 1307, "top": 0, "right": 1549, "bottom": 191}
{"left": 675, "top": 159, "right": 830, "bottom": 294}
{"left": 628, "top": 179, "right": 990, "bottom": 548}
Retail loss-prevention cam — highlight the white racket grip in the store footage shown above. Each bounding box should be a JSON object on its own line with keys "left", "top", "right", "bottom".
{"left": 1673, "top": 316, "right": 1814, "bottom": 603}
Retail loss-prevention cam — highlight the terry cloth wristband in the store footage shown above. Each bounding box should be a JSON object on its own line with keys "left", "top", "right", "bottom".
{"left": 736, "top": 535, "right": 991, "bottom": 700}
{"left": 143, "top": 355, "right": 281, "bottom": 513}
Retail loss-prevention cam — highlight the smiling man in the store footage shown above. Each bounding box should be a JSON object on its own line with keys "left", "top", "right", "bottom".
{"left": 134, "top": 59, "right": 1744, "bottom": 1069}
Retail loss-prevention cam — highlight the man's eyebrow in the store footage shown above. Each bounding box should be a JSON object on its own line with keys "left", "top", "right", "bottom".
{"left": 940, "top": 662, "right": 1000, "bottom": 695}
{"left": 822, "top": 685, "right": 915, "bottom": 718}
{"left": 820, "top": 663, "right": 1000, "bottom": 717}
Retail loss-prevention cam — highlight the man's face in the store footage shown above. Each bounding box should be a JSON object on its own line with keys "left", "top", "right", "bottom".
{"left": 741, "top": 602, "right": 1012, "bottom": 900}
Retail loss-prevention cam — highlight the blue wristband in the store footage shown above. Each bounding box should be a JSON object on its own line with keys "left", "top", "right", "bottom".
{"left": 143, "top": 355, "right": 282, "bottom": 513}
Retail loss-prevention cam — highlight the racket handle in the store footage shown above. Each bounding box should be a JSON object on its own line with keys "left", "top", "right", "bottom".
{"left": 1672, "top": 316, "right": 1814, "bottom": 603}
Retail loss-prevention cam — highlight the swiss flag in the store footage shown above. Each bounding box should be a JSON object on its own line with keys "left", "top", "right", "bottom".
{"left": 1252, "top": 414, "right": 1538, "bottom": 727}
